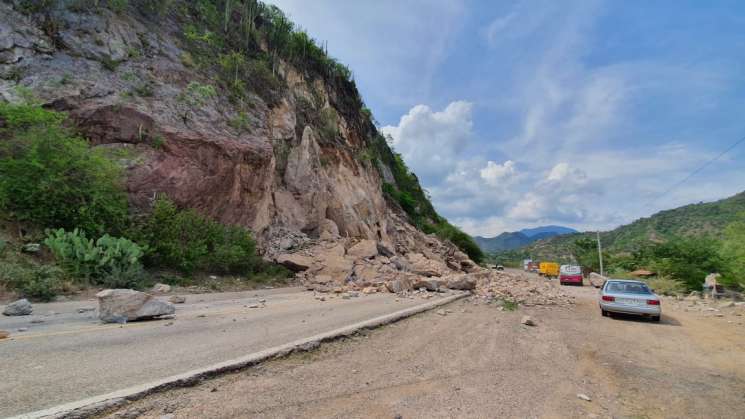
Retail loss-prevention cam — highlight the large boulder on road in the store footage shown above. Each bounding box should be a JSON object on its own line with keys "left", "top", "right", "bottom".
{"left": 588, "top": 273, "right": 606, "bottom": 288}
{"left": 3, "top": 299, "right": 33, "bottom": 316}
{"left": 445, "top": 274, "right": 476, "bottom": 291}
{"left": 96, "top": 289, "right": 175, "bottom": 323}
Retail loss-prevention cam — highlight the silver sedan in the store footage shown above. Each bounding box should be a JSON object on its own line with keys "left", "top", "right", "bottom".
{"left": 599, "top": 279, "right": 661, "bottom": 322}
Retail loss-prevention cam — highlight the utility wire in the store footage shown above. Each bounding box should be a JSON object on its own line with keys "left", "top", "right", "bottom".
{"left": 644, "top": 133, "right": 745, "bottom": 207}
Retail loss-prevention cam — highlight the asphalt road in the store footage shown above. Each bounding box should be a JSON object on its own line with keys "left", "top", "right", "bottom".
{"left": 98, "top": 283, "right": 745, "bottom": 419}
{"left": 0, "top": 288, "right": 437, "bottom": 417}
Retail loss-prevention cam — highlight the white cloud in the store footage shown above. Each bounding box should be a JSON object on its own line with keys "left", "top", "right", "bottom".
{"left": 381, "top": 101, "right": 474, "bottom": 184}
{"left": 480, "top": 160, "right": 517, "bottom": 186}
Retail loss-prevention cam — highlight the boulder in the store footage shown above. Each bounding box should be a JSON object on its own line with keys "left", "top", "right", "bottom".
{"left": 588, "top": 273, "right": 606, "bottom": 288}
{"left": 446, "top": 275, "right": 476, "bottom": 291}
{"left": 151, "top": 283, "right": 171, "bottom": 293}
{"left": 452, "top": 250, "right": 470, "bottom": 262}
{"left": 347, "top": 239, "right": 378, "bottom": 259}
{"left": 276, "top": 253, "right": 313, "bottom": 272}
{"left": 21, "top": 243, "right": 41, "bottom": 253}
{"left": 168, "top": 295, "right": 186, "bottom": 304}
{"left": 315, "top": 245, "right": 354, "bottom": 283}
{"left": 318, "top": 219, "right": 340, "bottom": 240}
{"left": 96, "top": 289, "right": 175, "bottom": 323}
{"left": 377, "top": 241, "right": 396, "bottom": 257}
{"left": 412, "top": 278, "right": 445, "bottom": 292}
{"left": 3, "top": 299, "right": 33, "bottom": 316}
{"left": 390, "top": 256, "right": 409, "bottom": 271}
{"left": 407, "top": 253, "right": 447, "bottom": 277}
{"left": 385, "top": 276, "right": 414, "bottom": 293}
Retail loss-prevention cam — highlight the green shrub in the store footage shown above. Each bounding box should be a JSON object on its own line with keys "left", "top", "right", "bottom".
{"left": 44, "top": 228, "right": 146, "bottom": 288}
{"left": 0, "top": 262, "right": 63, "bottom": 302}
{"left": 0, "top": 102, "right": 129, "bottom": 236}
{"left": 644, "top": 276, "right": 687, "bottom": 296}
{"left": 176, "top": 81, "right": 217, "bottom": 123}
{"left": 132, "top": 196, "right": 258, "bottom": 275}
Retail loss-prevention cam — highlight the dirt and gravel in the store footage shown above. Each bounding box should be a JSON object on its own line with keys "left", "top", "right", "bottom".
{"left": 97, "top": 273, "right": 745, "bottom": 419}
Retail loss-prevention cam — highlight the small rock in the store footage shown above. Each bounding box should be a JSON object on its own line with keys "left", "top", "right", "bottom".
{"left": 209, "top": 275, "right": 218, "bottom": 280}
{"left": 197, "top": 314, "right": 207, "bottom": 318}
{"left": 521, "top": 315, "right": 536, "bottom": 326}
{"left": 78, "top": 307, "right": 95, "bottom": 314}
{"left": 436, "top": 309, "right": 447, "bottom": 316}
{"left": 21, "top": 243, "right": 41, "bottom": 253}
{"left": 3, "top": 299, "right": 33, "bottom": 316}
{"left": 164, "top": 322, "right": 174, "bottom": 327}
{"left": 30, "top": 318, "right": 44, "bottom": 324}
{"left": 577, "top": 393, "right": 592, "bottom": 402}
{"left": 168, "top": 295, "right": 186, "bottom": 304}
{"left": 0, "top": 330, "right": 9, "bottom": 339}
{"left": 17, "top": 327, "right": 28, "bottom": 332}
{"left": 151, "top": 283, "right": 172, "bottom": 293}
{"left": 259, "top": 299, "right": 267, "bottom": 303}
{"left": 248, "top": 304, "right": 261, "bottom": 308}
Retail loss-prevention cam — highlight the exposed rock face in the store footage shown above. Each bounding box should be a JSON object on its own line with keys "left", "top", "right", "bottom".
{"left": 3, "top": 299, "right": 33, "bottom": 316}
{"left": 0, "top": 3, "right": 480, "bottom": 288}
{"left": 96, "top": 289, "right": 175, "bottom": 323}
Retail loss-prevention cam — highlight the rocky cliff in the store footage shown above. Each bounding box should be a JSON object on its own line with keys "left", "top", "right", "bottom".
{"left": 0, "top": 0, "right": 480, "bottom": 291}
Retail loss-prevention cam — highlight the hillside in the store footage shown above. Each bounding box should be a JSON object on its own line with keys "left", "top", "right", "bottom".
{"left": 497, "top": 191, "right": 745, "bottom": 263}
{"left": 0, "top": 0, "right": 481, "bottom": 300}
{"left": 475, "top": 226, "right": 576, "bottom": 252}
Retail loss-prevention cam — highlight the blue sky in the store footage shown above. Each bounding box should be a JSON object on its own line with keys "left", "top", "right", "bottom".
{"left": 267, "top": 0, "right": 745, "bottom": 236}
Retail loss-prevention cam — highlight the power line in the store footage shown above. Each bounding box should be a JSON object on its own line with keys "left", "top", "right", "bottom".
{"left": 645, "top": 133, "right": 745, "bottom": 207}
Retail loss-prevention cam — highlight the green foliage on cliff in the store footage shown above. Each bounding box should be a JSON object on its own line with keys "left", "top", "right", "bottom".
{"left": 130, "top": 196, "right": 259, "bottom": 275}
{"left": 0, "top": 101, "right": 129, "bottom": 236}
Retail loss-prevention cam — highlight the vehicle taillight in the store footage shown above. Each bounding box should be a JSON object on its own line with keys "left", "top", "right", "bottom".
{"left": 647, "top": 299, "right": 660, "bottom": 305}
{"left": 602, "top": 295, "right": 614, "bottom": 302}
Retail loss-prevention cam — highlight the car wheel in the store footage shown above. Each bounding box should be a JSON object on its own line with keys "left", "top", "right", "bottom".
{"left": 601, "top": 309, "right": 608, "bottom": 317}
{"left": 651, "top": 315, "right": 661, "bottom": 322}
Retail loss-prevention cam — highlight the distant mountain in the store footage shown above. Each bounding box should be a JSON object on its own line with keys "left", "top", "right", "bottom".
{"left": 520, "top": 225, "right": 577, "bottom": 237}
{"left": 500, "top": 190, "right": 745, "bottom": 262}
{"left": 474, "top": 225, "right": 578, "bottom": 252}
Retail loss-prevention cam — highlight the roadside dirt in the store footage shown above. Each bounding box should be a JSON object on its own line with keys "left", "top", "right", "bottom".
{"left": 98, "top": 279, "right": 745, "bottom": 419}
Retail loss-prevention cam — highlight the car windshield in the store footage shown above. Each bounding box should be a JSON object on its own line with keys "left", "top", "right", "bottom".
{"left": 605, "top": 281, "right": 652, "bottom": 295}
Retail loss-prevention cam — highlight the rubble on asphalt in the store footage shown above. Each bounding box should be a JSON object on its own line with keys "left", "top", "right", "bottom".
{"left": 272, "top": 234, "right": 573, "bottom": 307}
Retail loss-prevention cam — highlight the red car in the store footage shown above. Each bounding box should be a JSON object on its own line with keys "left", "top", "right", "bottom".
{"left": 559, "top": 265, "right": 583, "bottom": 286}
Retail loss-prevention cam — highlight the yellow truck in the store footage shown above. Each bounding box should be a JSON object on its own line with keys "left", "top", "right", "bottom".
{"left": 539, "top": 262, "right": 560, "bottom": 278}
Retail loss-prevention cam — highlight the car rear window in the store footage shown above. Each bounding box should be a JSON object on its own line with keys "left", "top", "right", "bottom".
{"left": 561, "top": 265, "right": 581, "bottom": 275}
{"left": 605, "top": 282, "right": 652, "bottom": 294}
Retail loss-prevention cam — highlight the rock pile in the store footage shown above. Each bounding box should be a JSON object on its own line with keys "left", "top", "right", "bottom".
{"left": 275, "top": 233, "right": 571, "bottom": 307}
{"left": 473, "top": 270, "right": 574, "bottom": 306}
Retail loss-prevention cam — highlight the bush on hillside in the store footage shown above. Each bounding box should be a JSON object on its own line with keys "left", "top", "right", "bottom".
{"left": 44, "top": 228, "right": 146, "bottom": 288}
{"left": 0, "top": 102, "right": 128, "bottom": 236}
{"left": 719, "top": 213, "right": 745, "bottom": 288}
{"left": 132, "top": 196, "right": 258, "bottom": 275}
{"left": 0, "top": 262, "right": 64, "bottom": 302}
{"left": 639, "top": 238, "right": 725, "bottom": 291}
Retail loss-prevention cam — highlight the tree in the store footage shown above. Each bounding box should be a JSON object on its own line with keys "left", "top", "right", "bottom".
{"left": 720, "top": 212, "right": 745, "bottom": 288}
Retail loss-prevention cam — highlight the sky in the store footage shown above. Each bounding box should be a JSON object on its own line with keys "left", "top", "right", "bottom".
{"left": 267, "top": 0, "right": 745, "bottom": 237}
